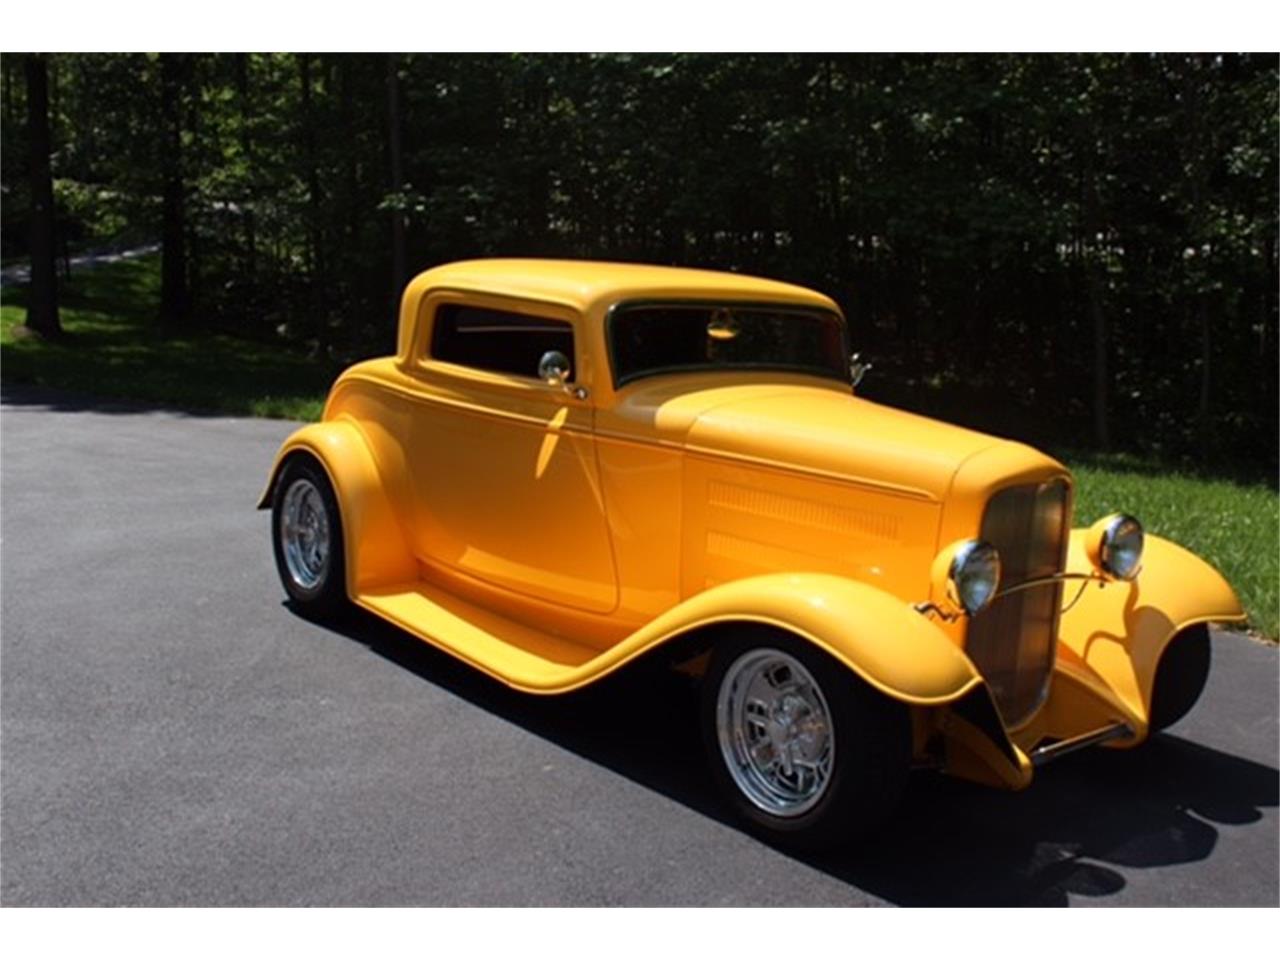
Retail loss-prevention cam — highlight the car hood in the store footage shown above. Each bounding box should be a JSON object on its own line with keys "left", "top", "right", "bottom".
{"left": 622, "top": 379, "right": 1008, "bottom": 501}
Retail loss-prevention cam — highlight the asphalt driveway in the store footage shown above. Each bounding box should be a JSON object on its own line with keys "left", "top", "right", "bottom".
{"left": 1, "top": 385, "right": 1276, "bottom": 906}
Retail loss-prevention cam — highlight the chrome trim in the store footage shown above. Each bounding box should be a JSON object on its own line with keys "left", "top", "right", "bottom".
{"left": 537, "top": 350, "right": 589, "bottom": 401}
{"left": 949, "top": 539, "right": 1002, "bottom": 615}
{"left": 1099, "top": 513, "right": 1144, "bottom": 581}
{"left": 993, "top": 571, "right": 1108, "bottom": 601}
{"left": 716, "top": 648, "right": 835, "bottom": 818}
{"left": 849, "top": 352, "right": 872, "bottom": 389}
{"left": 538, "top": 349, "right": 571, "bottom": 386}
{"left": 280, "top": 478, "right": 330, "bottom": 590}
{"left": 967, "top": 477, "right": 1072, "bottom": 729}
{"left": 1029, "top": 722, "right": 1133, "bottom": 766}
{"left": 916, "top": 572, "right": 1107, "bottom": 621}
{"left": 912, "top": 600, "right": 960, "bottom": 622}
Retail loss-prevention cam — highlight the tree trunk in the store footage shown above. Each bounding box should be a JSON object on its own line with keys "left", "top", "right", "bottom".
{"left": 159, "top": 53, "right": 189, "bottom": 330}
{"left": 186, "top": 56, "right": 203, "bottom": 318}
{"left": 386, "top": 53, "right": 407, "bottom": 329}
{"left": 4, "top": 56, "right": 17, "bottom": 127}
{"left": 299, "top": 54, "right": 323, "bottom": 280}
{"left": 24, "top": 53, "right": 61, "bottom": 339}
{"left": 299, "top": 53, "right": 326, "bottom": 352}
{"left": 235, "top": 53, "right": 258, "bottom": 284}
{"left": 339, "top": 56, "right": 358, "bottom": 253}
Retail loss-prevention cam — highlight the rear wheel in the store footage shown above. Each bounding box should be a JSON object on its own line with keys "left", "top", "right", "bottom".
{"left": 701, "top": 629, "right": 910, "bottom": 849}
{"left": 271, "top": 456, "right": 347, "bottom": 620}
{"left": 1149, "top": 624, "right": 1211, "bottom": 732}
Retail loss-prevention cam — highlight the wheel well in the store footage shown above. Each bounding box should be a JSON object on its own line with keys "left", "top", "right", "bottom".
{"left": 612, "top": 621, "right": 761, "bottom": 681}
{"left": 1149, "top": 622, "right": 1212, "bottom": 731}
{"left": 259, "top": 449, "right": 324, "bottom": 510}
{"left": 660, "top": 621, "right": 822, "bottom": 681}
{"left": 676, "top": 620, "right": 936, "bottom": 755}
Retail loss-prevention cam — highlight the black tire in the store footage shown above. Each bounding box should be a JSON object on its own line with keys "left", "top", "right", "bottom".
{"left": 1149, "top": 624, "right": 1211, "bottom": 733}
{"left": 271, "top": 455, "right": 347, "bottom": 620}
{"left": 700, "top": 628, "right": 910, "bottom": 850}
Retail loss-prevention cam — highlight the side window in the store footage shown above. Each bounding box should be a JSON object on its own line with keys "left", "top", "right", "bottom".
{"left": 430, "top": 305, "right": 575, "bottom": 382}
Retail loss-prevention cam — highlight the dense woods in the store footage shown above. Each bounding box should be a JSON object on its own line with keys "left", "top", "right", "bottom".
{"left": 2, "top": 53, "right": 1276, "bottom": 470}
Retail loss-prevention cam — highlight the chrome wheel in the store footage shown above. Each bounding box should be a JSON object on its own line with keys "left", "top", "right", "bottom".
{"left": 715, "top": 647, "right": 835, "bottom": 817}
{"left": 279, "top": 478, "right": 331, "bottom": 590}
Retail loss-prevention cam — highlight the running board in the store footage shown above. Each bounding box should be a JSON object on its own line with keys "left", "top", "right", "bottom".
{"left": 1029, "top": 722, "right": 1133, "bottom": 766}
{"left": 355, "top": 581, "right": 604, "bottom": 692}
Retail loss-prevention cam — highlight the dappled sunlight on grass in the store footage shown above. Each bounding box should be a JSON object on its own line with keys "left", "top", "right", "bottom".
{"left": 1, "top": 255, "right": 338, "bottom": 421}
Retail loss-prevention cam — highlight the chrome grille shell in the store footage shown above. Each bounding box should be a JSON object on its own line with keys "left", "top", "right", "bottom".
{"left": 965, "top": 478, "right": 1072, "bottom": 727}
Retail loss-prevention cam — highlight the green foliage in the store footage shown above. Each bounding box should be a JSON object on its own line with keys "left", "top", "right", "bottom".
{"left": 0, "top": 53, "right": 1276, "bottom": 467}
{"left": 51, "top": 179, "right": 134, "bottom": 242}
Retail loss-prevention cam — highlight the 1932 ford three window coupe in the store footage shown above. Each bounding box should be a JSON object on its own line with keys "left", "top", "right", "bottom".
{"left": 261, "top": 259, "right": 1244, "bottom": 847}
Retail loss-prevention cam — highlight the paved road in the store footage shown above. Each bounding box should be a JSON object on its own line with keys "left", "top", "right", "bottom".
{"left": 0, "top": 244, "right": 160, "bottom": 288}
{"left": 1, "top": 386, "right": 1276, "bottom": 906}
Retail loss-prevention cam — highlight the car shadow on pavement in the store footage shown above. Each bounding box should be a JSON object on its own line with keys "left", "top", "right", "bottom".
{"left": 311, "top": 604, "right": 1279, "bottom": 907}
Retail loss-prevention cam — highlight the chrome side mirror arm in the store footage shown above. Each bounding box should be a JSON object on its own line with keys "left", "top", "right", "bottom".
{"left": 850, "top": 352, "right": 872, "bottom": 391}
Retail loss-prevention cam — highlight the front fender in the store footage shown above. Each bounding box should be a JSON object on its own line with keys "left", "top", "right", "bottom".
{"left": 1056, "top": 531, "right": 1245, "bottom": 728}
{"left": 611, "top": 573, "right": 1029, "bottom": 789}
{"left": 259, "top": 419, "right": 416, "bottom": 594}
{"left": 614, "top": 573, "right": 982, "bottom": 707}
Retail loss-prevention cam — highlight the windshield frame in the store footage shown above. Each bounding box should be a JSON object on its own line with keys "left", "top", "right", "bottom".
{"left": 604, "top": 299, "right": 852, "bottom": 390}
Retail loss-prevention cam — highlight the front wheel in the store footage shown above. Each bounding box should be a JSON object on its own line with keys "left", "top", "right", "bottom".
{"left": 271, "top": 456, "right": 347, "bottom": 620}
{"left": 701, "top": 630, "right": 910, "bottom": 849}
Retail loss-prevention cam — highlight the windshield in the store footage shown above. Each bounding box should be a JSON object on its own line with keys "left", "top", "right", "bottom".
{"left": 608, "top": 303, "right": 850, "bottom": 388}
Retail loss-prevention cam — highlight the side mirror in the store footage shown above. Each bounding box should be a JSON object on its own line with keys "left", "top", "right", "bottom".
{"left": 538, "top": 350, "right": 571, "bottom": 387}
{"left": 538, "top": 350, "right": 589, "bottom": 400}
{"left": 849, "top": 352, "right": 872, "bottom": 390}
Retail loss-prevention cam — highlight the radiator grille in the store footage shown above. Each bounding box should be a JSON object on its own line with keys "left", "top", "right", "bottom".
{"left": 965, "top": 479, "right": 1071, "bottom": 727}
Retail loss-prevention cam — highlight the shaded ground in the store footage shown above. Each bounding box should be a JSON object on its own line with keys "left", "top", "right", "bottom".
{"left": 1, "top": 387, "right": 1276, "bottom": 906}
{"left": 1, "top": 256, "right": 337, "bottom": 421}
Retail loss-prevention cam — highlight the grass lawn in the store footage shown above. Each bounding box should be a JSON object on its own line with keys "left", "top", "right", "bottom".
{"left": 1, "top": 255, "right": 337, "bottom": 421}
{"left": 4, "top": 255, "right": 1277, "bottom": 638}
{"left": 1066, "top": 454, "right": 1278, "bottom": 639}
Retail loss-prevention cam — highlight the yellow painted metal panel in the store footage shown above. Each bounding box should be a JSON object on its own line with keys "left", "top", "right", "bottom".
{"left": 261, "top": 419, "right": 416, "bottom": 594}
{"left": 356, "top": 572, "right": 982, "bottom": 705}
{"left": 1056, "top": 531, "right": 1245, "bottom": 732}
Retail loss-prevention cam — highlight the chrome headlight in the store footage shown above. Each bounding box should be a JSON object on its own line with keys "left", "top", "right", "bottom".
{"left": 1089, "top": 513, "right": 1144, "bottom": 581}
{"left": 949, "top": 539, "right": 1002, "bottom": 615}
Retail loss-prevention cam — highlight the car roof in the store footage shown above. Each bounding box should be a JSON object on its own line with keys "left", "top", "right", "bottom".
{"left": 409, "top": 258, "right": 841, "bottom": 315}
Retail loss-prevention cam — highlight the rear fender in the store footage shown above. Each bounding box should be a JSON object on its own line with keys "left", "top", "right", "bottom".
{"left": 1056, "top": 531, "right": 1245, "bottom": 734}
{"left": 258, "top": 420, "right": 416, "bottom": 594}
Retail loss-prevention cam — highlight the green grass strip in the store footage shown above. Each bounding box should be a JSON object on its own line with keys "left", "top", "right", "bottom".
{"left": 2, "top": 256, "right": 332, "bottom": 422}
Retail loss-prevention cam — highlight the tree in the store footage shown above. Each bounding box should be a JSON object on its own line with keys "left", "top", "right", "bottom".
{"left": 23, "top": 53, "right": 61, "bottom": 339}
{"left": 2, "top": 53, "right": 1273, "bottom": 470}
{"left": 386, "top": 53, "right": 407, "bottom": 325}
{"left": 159, "top": 53, "right": 190, "bottom": 329}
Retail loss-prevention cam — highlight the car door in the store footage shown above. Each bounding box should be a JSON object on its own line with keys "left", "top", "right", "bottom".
{"left": 406, "top": 292, "right": 619, "bottom": 615}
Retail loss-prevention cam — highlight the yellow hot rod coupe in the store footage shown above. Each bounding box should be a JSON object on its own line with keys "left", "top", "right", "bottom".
{"left": 261, "top": 259, "right": 1244, "bottom": 847}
